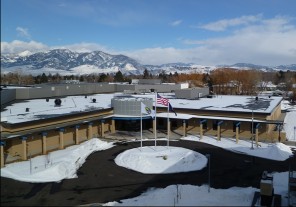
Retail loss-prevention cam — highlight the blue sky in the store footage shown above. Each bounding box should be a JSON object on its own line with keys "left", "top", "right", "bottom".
{"left": 1, "top": 0, "right": 296, "bottom": 65}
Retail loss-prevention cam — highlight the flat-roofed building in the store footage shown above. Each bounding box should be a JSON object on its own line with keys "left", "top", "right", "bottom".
{"left": 175, "top": 87, "right": 209, "bottom": 99}
{"left": 0, "top": 87, "right": 285, "bottom": 167}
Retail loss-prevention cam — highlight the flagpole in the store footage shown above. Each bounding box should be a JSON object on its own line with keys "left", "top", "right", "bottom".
{"left": 167, "top": 103, "right": 169, "bottom": 147}
{"left": 154, "top": 91, "right": 157, "bottom": 147}
{"left": 140, "top": 106, "right": 143, "bottom": 149}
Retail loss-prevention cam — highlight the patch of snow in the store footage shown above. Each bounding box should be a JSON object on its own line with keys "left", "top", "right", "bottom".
{"left": 182, "top": 135, "right": 293, "bottom": 161}
{"left": 0, "top": 138, "right": 114, "bottom": 183}
{"left": 124, "top": 63, "right": 137, "bottom": 71}
{"left": 284, "top": 111, "right": 296, "bottom": 141}
{"left": 115, "top": 146, "right": 207, "bottom": 174}
{"left": 18, "top": 50, "right": 33, "bottom": 57}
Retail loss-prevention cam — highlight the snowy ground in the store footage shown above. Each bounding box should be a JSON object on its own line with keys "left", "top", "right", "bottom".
{"left": 1, "top": 136, "right": 295, "bottom": 206}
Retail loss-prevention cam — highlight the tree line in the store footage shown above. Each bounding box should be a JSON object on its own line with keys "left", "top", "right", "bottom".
{"left": 1, "top": 68, "right": 296, "bottom": 97}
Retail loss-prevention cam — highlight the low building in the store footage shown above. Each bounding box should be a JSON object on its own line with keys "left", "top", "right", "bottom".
{"left": 0, "top": 87, "right": 285, "bottom": 168}
{"left": 175, "top": 87, "right": 209, "bottom": 99}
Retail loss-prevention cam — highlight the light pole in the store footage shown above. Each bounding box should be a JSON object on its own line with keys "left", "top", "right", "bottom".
{"left": 294, "top": 126, "right": 296, "bottom": 140}
{"left": 206, "top": 154, "right": 211, "bottom": 193}
{"left": 251, "top": 97, "right": 258, "bottom": 150}
{"left": 278, "top": 124, "right": 281, "bottom": 142}
{"left": 251, "top": 108, "right": 254, "bottom": 150}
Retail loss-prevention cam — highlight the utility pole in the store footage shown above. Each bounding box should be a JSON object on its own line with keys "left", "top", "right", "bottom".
{"left": 206, "top": 154, "right": 211, "bottom": 193}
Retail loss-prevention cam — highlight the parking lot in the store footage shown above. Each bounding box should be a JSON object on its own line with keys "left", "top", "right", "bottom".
{"left": 1, "top": 138, "right": 292, "bottom": 206}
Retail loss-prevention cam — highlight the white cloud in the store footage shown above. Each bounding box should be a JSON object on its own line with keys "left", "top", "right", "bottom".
{"left": 2, "top": 16, "right": 296, "bottom": 66}
{"left": 199, "top": 14, "right": 263, "bottom": 31}
{"left": 1, "top": 40, "right": 48, "bottom": 54}
{"left": 51, "top": 42, "right": 111, "bottom": 53}
{"left": 0, "top": 40, "right": 113, "bottom": 55}
{"left": 16, "top": 27, "right": 31, "bottom": 39}
{"left": 170, "top": 20, "right": 182, "bottom": 26}
{"left": 126, "top": 16, "right": 296, "bottom": 66}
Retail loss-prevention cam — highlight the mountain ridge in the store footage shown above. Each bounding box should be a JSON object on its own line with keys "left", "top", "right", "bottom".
{"left": 1, "top": 49, "right": 295, "bottom": 75}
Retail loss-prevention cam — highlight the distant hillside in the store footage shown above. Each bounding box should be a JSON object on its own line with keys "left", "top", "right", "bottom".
{"left": 1, "top": 49, "right": 295, "bottom": 75}
{"left": 1, "top": 49, "right": 145, "bottom": 75}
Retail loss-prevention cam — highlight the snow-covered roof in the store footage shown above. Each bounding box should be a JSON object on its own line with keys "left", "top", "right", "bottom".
{"left": 166, "top": 95, "right": 282, "bottom": 114}
{"left": 1, "top": 93, "right": 282, "bottom": 124}
{"left": 138, "top": 94, "right": 282, "bottom": 114}
{"left": 156, "top": 112, "right": 268, "bottom": 123}
{"left": 1, "top": 94, "right": 114, "bottom": 124}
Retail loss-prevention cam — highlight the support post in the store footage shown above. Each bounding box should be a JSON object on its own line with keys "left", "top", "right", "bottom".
{"left": 59, "top": 128, "right": 65, "bottom": 150}
{"left": 255, "top": 123, "right": 260, "bottom": 146}
{"left": 200, "top": 123, "right": 203, "bottom": 139}
{"left": 217, "top": 121, "right": 223, "bottom": 141}
{"left": 235, "top": 122, "right": 241, "bottom": 143}
{"left": 21, "top": 136, "right": 27, "bottom": 161}
{"left": 88, "top": 122, "right": 93, "bottom": 139}
{"left": 101, "top": 120, "right": 105, "bottom": 138}
{"left": 42, "top": 132, "right": 47, "bottom": 155}
{"left": 75, "top": 125, "right": 80, "bottom": 144}
{"left": 183, "top": 120, "right": 187, "bottom": 137}
{"left": 111, "top": 119, "right": 115, "bottom": 133}
{"left": 217, "top": 125, "right": 221, "bottom": 141}
{"left": 0, "top": 141, "right": 5, "bottom": 168}
{"left": 199, "top": 120, "right": 207, "bottom": 139}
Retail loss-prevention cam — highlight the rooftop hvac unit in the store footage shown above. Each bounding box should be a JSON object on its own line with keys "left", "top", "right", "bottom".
{"left": 54, "top": 98, "right": 62, "bottom": 106}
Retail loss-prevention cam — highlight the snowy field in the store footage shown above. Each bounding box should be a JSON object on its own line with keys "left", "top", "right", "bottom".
{"left": 1, "top": 135, "right": 295, "bottom": 206}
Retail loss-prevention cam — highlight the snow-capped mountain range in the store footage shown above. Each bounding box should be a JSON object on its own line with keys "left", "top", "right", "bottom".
{"left": 1, "top": 49, "right": 145, "bottom": 75}
{"left": 1, "top": 49, "right": 295, "bottom": 75}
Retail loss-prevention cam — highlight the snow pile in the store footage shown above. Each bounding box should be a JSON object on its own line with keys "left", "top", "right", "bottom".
{"left": 103, "top": 172, "right": 291, "bottom": 206}
{"left": 115, "top": 146, "right": 207, "bottom": 174}
{"left": 0, "top": 138, "right": 114, "bottom": 183}
{"left": 267, "top": 143, "right": 294, "bottom": 160}
{"left": 284, "top": 111, "right": 296, "bottom": 141}
{"left": 103, "top": 185, "right": 257, "bottom": 206}
{"left": 182, "top": 135, "right": 293, "bottom": 161}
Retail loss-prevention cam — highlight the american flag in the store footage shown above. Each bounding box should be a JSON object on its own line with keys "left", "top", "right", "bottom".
{"left": 157, "top": 93, "right": 169, "bottom": 106}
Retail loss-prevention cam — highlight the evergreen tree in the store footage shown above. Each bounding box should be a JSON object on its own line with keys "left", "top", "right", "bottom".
{"left": 143, "top": 69, "right": 150, "bottom": 79}
{"left": 114, "top": 71, "right": 124, "bottom": 82}
{"left": 40, "top": 73, "right": 48, "bottom": 83}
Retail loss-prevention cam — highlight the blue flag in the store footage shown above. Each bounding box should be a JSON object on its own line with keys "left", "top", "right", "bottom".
{"left": 169, "top": 103, "right": 177, "bottom": 116}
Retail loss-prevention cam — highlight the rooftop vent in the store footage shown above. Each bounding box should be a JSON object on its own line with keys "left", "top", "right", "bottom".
{"left": 54, "top": 98, "right": 62, "bottom": 106}
{"left": 92, "top": 98, "right": 96, "bottom": 103}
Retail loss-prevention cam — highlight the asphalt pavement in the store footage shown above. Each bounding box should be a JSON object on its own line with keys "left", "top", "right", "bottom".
{"left": 0, "top": 140, "right": 292, "bottom": 206}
